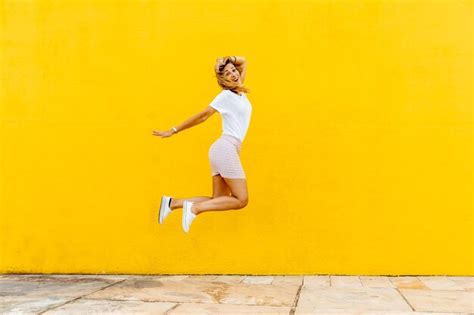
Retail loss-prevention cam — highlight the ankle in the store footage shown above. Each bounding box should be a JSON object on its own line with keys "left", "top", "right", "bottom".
{"left": 169, "top": 198, "right": 176, "bottom": 210}
{"left": 191, "top": 204, "right": 199, "bottom": 215}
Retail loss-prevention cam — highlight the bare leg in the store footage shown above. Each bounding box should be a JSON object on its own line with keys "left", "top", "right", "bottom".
{"left": 170, "top": 197, "right": 211, "bottom": 210}
{"left": 192, "top": 196, "right": 243, "bottom": 215}
{"left": 190, "top": 177, "right": 248, "bottom": 215}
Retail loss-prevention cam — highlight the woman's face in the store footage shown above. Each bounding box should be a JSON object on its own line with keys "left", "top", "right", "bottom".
{"left": 223, "top": 63, "right": 241, "bottom": 85}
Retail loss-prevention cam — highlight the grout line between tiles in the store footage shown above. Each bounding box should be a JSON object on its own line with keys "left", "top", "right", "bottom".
{"left": 37, "top": 279, "right": 127, "bottom": 314}
{"left": 395, "top": 287, "right": 416, "bottom": 312}
{"left": 289, "top": 277, "right": 305, "bottom": 315}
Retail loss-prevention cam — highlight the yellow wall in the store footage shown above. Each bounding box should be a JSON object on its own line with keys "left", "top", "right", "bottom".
{"left": 0, "top": 0, "right": 472, "bottom": 275}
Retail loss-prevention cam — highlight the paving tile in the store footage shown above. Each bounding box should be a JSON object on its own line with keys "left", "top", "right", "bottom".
{"left": 447, "top": 276, "right": 474, "bottom": 291}
{"left": 42, "top": 299, "right": 176, "bottom": 314}
{"left": 360, "top": 276, "right": 395, "bottom": 288}
{"left": 218, "top": 282, "right": 298, "bottom": 306}
{"left": 295, "top": 287, "right": 412, "bottom": 313}
{"left": 151, "top": 275, "right": 189, "bottom": 281}
{"left": 85, "top": 277, "right": 298, "bottom": 306}
{"left": 390, "top": 276, "right": 429, "bottom": 290}
{"left": 0, "top": 274, "right": 126, "bottom": 280}
{"left": 0, "top": 276, "right": 116, "bottom": 298}
{"left": 400, "top": 288, "right": 474, "bottom": 313}
{"left": 272, "top": 275, "right": 304, "bottom": 286}
{"left": 85, "top": 278, "right": 225, "bottom": 303}
{"left": 296, "top": 312, "right": 466, "bottom": 314}
{"left": 211, "top": 275, "right": 246, "bottom": 284}
{"left": 417, "top": 276, "right": 467, "bottom": 290}
{"left": 0, "top": 296, "right": 70, "bottom": 314}
{"left": 168, "top": 302, "right": 291, "bottom": 314}
{"left": 48, "top": 274, "right": 132, "bottom": 281}
{"left": 0, "top": 277, "right": 117, "bottom": 314}
{"left": 330, "top": 276, "right": 363, "bottom": 288}
{"left": 242, "top": 276, "right": 274, "bottom": 284}
{"left": 187, "top": 275, "right": 218, "bottom": 281}
{"left": 303, "top": 275, "right": 330, "bottom": 288}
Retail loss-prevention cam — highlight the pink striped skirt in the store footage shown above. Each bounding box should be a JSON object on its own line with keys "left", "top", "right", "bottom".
{"left": 208, "top": 134, "right": 246, "bottom": 179}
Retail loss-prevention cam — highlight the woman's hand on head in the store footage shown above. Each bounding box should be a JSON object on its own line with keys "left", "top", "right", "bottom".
{"left": 215, "top": 56, "right": 232, "bottom": 73}
{"left": 152, "top": 129, "right": 174, "bottom": 138}
{"left": 215, "top": 58, "right": 225, "bottom": 73}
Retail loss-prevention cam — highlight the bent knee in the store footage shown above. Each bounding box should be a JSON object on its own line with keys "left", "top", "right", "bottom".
{"left": 237, "top": 198, "right": 249, "bottom": 208}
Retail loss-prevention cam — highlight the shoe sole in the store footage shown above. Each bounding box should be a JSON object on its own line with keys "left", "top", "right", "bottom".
{"left": 184, "top": 201, "right": 194, "bottom": 233}
{"left": 159, "top": 196, "right": 170, "bottom": 224}
{"left": 182, "top": 201, "right": 188, "bottom": 232}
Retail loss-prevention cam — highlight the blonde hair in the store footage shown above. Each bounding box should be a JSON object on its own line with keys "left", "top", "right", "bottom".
{"left": 215, "top": 59, "right": 251, "bottom": 94}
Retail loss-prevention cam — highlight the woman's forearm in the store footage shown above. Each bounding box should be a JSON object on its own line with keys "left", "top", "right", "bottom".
{"left": 232, "top": 56, "right": 246, "bottom": 67}
{"left": 171, "top": 112, "right": 206, "bottom": 133}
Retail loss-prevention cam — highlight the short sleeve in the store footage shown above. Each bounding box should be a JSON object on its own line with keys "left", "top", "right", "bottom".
{"left": 209, "top": 91, "right": 227, "bottom": 113}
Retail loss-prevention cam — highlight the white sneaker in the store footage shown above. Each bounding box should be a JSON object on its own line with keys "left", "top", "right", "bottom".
{"left": 182, "top": 200, "right": 197, "bottom": 233}
{"left": 159, "top": 195, "right": 173, "bottom": 224}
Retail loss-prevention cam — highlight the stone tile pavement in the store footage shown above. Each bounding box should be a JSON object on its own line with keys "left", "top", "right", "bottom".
{"left": 0, "top": 274, "right": 472, "bottom": 314}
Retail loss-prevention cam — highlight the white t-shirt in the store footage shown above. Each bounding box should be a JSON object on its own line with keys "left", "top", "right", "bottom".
{"left": 209, "top": 89, "right": 252, "bottom": 142}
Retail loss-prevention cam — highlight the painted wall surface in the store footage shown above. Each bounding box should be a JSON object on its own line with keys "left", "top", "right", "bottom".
{"left": 0, "top": 0, "right": 472, "bottom": 275}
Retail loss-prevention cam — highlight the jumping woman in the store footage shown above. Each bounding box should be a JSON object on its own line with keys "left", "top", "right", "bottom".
{"left": 152, "top": 56, "right": 252, "bottom": 233}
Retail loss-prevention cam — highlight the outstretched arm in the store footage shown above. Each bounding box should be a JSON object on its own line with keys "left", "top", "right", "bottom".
{"left": 170, "top": 110, "right": 208, "bottom": 134}
{"left": 152, "top": 107, "right": 216, "bottom": 138}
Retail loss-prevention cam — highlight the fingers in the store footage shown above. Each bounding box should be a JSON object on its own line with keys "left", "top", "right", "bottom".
{"left": 152, "top": 130, "right": 173, "bottom": 138}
